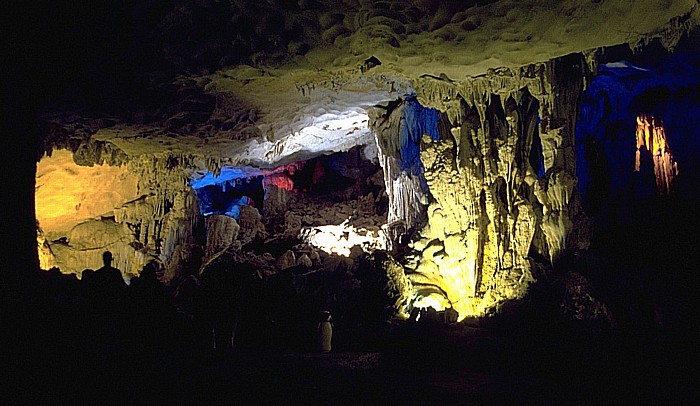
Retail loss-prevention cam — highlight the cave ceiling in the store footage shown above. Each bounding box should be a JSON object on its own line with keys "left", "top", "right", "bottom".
{"left": 40, "top": 0, "right": 700, "bottom": 168}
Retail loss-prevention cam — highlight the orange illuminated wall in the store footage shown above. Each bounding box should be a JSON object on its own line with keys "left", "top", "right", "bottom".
{"left": 635, "top": 114, "right": 679, "bottom": 194}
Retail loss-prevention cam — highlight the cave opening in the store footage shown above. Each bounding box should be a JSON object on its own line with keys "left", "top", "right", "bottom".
{"left": 189, "top": 142, "right": 389, "bottom": 261}
{"left": 288, "top": 154, "right": 358, "bottom": 197}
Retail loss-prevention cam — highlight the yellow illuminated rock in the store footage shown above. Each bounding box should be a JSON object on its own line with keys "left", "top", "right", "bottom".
{"left": 35, "top": 149, "right": 139, "bottom": 240}
{"left": 393, "top": 60, "right": 589, "bottom": 320}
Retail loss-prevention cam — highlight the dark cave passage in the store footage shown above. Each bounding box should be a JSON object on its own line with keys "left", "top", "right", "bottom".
{"left": 576, "top": 50, "right": 700, "bottom": 214}
{"left": 194, "top": 176, "right": 264, "bottom": 217}
{"left": 190, "top": 146, "right": 382, "bottom": 220}
{"left": 574, "top": 48, "right": 700, "bottom": 334}
{"left": 287, "top": 153, "right": 356, "bottom": 196}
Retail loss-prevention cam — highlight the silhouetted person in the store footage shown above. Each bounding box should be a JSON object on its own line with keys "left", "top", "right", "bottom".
{"left": 418, "top": 306, "right": 440, "bottom": 323}
{"left": 131, "top": 262, "right": 162, "bottom": 301}
{"left": 95, "top": 251, "right": 127, "bottom": 293}
{"left": 81, "top": 269, "right": 95, "bottom": 289}
{"left": 93, "top": 251, "right": 129, "bottom": 349}
{"left": 408, "top": 306, "right": 420, "bottom": 322}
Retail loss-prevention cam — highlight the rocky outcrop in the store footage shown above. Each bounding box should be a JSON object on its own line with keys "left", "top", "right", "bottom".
{"left": 276, "top": 250, "right": 297, "bottom": 271}
{"left": 205, "top": 215, "right": 241, "bottom": 258}
{"left": 49, "top": 218, "right": 148, "bottom": 280}
{"left": 166, "top": 243, "right": 204, "bottom": 286}
{"left": 39, "top": 152, "right": 202, "bottom": 278}
{"left": 263, "top": 184, "right": 289, "bottom": 217}
{"left": 237, "top": 205, "right": 267, "bottom": 244}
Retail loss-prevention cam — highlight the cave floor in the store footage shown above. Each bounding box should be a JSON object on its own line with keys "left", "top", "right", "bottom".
{"left": 2, "top": 269, "right": 698, "bottom": 406}
{"left": 3, "top": 302, "right": 696, "bottom": 406}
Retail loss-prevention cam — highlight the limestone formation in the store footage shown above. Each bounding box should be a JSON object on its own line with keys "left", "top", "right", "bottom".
{"left": 166, "top": 244, "right": 204, "bottom": 286}
{"left": 365, "top": 55, "right": 594, "bottom": 319}
{"left": 36, "top": 151, "right": 203, "bottom": 278}
{"left": 635, "top": 114, "right": 679, "bottom": 195}
{"left": 296, "top": 254, "right": 313, "bottom": 268}
{"left": 263, "top": 184, "right": 289, "bottom": 217}
{"left": 237, "top": 206, "right": 267, "bottom": 244}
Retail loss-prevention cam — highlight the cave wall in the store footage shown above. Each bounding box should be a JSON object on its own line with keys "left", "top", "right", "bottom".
{"left": 36, "top": 47, "right": 693, "bottom": 323}
{"left": 38, "top": 142, "right": 390, "bottom": 286}
{"left": 39, "top": 151, "right": 202, "bottom": 280}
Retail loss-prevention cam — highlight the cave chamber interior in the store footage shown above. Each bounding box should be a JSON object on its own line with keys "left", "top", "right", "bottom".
{"left": 28, "top": 47, "right": 700, "bottom": 347}
{"left": 7, "top": 2, "right": 700, "bottom": 402}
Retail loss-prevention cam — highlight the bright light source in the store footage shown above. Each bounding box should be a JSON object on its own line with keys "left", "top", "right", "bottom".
{"left": 299, "top": 218, "right": 385, "bottom": 257}
{"left": 281, "top": 112, "right": 372, "bottom": 160}
{"left": 412, "top": 292, "right": 450, "bottom": 312}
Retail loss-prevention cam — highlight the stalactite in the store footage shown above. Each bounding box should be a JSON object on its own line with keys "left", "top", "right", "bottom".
{"left": 629, "top": 3, "right": 699, "bottom": 52}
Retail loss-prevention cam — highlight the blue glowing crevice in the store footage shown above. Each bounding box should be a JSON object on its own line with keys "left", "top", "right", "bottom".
{"left": 190, "top": 166, "right": 269, "bottom": 190}
{"left": 531, "top": 114, "right": 545, "bottom": 178}
{"left": 396, "top": 96, "right": 442, "bottom": 195}
{"left": 223, "top": 196, "right": 254, "bottom": 219}
{"left": 191, "top": 173, "right": 264, "bottom": 220}
{"left": 399, "top": 96, "right": 441, "bottom": 175}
